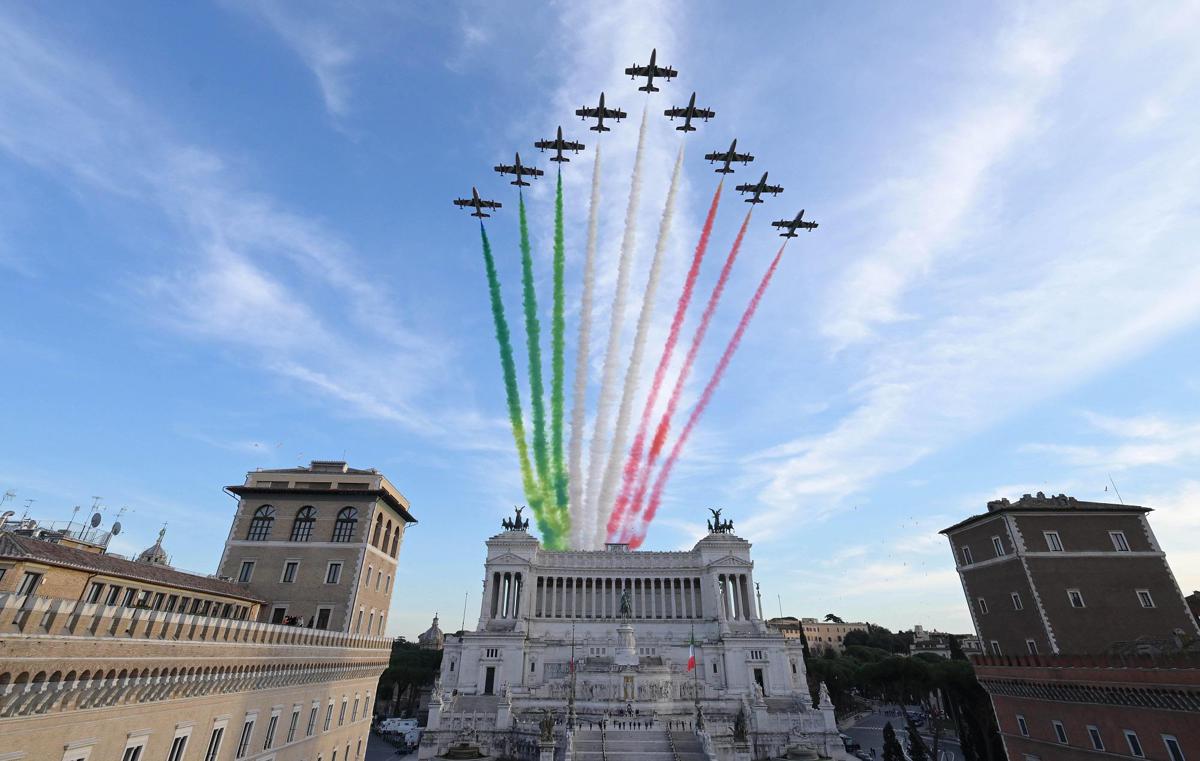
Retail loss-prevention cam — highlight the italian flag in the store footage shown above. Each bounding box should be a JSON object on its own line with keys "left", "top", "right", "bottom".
{"left": 686, "top": 632, "right": 697, "bottom": 672}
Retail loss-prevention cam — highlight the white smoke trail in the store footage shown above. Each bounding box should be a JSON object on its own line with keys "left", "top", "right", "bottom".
{"left": 594, "top": 142, "right": 685, "bottom": 547}
{"left": 568, "top": 140, "right": 602, "bottom": 550}
{"left": 583, "top": 104, "right": 649, "bottom": 549}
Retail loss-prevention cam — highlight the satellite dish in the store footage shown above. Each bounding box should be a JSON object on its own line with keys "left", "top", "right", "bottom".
{"left": 90, "top": 512, "right": 102, "bottom": 528}
{"left": 112, "top": 521, "right": 122, "bottom": 536}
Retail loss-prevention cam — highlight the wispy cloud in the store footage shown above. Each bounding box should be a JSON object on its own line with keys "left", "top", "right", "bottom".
{"left": 1023, "top": 413, "right": 1200, "bottom": 471}
{"left": 740, "top": 4, "right": 1200, "bottom": 539}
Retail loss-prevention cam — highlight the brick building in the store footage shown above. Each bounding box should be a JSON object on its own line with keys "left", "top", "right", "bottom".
{"left": 0, "top": 460, "right": 413, "bottom": 761}
{"left": 942, "top": 492, "right": 1200, "bottom": 761}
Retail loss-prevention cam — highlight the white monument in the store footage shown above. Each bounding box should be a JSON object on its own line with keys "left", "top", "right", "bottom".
{"left": 421, "top": 509, "right": 839, "bottom": 760}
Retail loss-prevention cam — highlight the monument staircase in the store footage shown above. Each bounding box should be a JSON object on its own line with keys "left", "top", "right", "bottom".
{"left": 572, "top": 727, "right": 709, "bottom": 761}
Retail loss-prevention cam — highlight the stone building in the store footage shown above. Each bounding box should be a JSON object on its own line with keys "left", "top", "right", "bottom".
{"left": 942, "top": 492, "right": 1200, "bottom": 761}
{"left": 417, "top": 615, "right": 444, "bottom": 651}
{"left": 0, "top": 460, "right": 413, "bottom": 761}
{"left": 423, "top": 511, "right": 839, "bottom": 761}
{"left": 765, "top": 617, "right": 867, "bottom": 654}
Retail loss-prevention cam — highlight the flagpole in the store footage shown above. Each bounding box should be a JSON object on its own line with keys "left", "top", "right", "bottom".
{"left": 569, "top": 623, "right": 577, "bottom": 729}
{"left": 691, "top": 623, "right": 703, "bottom": 730}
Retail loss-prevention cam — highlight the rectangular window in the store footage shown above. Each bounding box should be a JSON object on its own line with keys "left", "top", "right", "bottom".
{"left": 324, "top": 702, "right": 334, "bottom": 732}
{"left": 326, "top": 562, "right": 343, "bottom": 584}
{"left": 307, "top": 705, "right": 319, "bottom": 736}
{"left": 1068, "top": 589, "right": 1085, "bottom": 608}
{"left": 263, "top": 714, "right": 278, "bottom": 749}
{"left": 1026, "top": 639, "right": 1038, "bottom": 654}
{"left": 271, "top": 606, "right": 287, "bottom": 624}
{"left": 1088, "top": 726, "right": 1105, "bottom": 751}
{"left": 977, "top": 597, "right": 989, "bottom": 614}
{"left": 106, "top": 585, "right": 123, "bottom": 605}
{"left": 166, "top": 735, "right": 189, "bottom": 761}
{"left": 1017, "top": 715, "right": 1029, "bottom": 737}
{"left": 1044, "top": 531, "right": 1064, "bottom": 552}
{"left": 152, "top": 592, "right": 165, "bottom": 610}
{"left": 1110, "top": 531, "right": 1131, "bottom": 552}
{"left": 990, "top": 640, "right": 1002, "bottom": 655}
{"left": 960, "top": 546, "right": 974, "bottom": 565}
{"left": 1137, "top": 589, "right": 1155, "bottom": 608}
{"left": 386, "top": 574, "right": 392, "bottom": 592}
{"left": 86, "top": 582, "right": 104, "bottom": 603}
{"left": 204, "top": 728, "right": 225, "bottom": 761}
{"left": 1053, "top": 720, "right": 1067, "bottom": 744}
{"left": 316, "top": 606, "right": 332, "bottom": 629}
{"left": 166, "top": 594, "right": 178, "bottom": 612}
{"left": 368, "top": 612, "right": 374, "bottom": 634}
{"left": 991, "top": 536, "right": 1005, "bottom": 556}
{"left": 287, "top": 708, "right": 300, "bottom": 743}
{"left": 1011, "top": 592, "right": 1023, "bottom": 610}
{"left": 238, "top": 561, "right": 255, "bottom": 583}
{"left": 339, "top": 698, "right": 348, "bottom": 726}
{"left": 121, "top": 746, "right": 143, "bottom": 761}
{"left": 1163, "top": 735, "right": 1185, "bottom": 761}
{"left": 17, "top": 571, "right": 43, "bottom": 596}
{"left": 1126, "top": 731, "right": 1145, "bottom": 757}
{"left": 366, "top": 566, "right": 373, "bottom": 587}
{"left": 282, "top": 561, "right": 299, "bottom": 583}
{"left": 235, "top": 719, "right": 254, "bottom": 758}
{"left": 352, "top": 697, "right": 360, "bottom": 722}
{"left": 122, "top": 588, "right": 137, "bottom": 606}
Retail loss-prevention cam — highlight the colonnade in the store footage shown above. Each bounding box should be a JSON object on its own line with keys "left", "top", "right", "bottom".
{"left": 530, "top": 576, "right": 705, "bottom": 620}
{"left": 716, "top": 573, "right": 757, "bottom": 621}
{"left": 488, "top": 572, "right": 523, "bottom": 619}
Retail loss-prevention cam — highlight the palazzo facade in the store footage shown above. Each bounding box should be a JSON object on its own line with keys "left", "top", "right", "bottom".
{"left": 424, "top": 519, "right": 839, "bottom": 760}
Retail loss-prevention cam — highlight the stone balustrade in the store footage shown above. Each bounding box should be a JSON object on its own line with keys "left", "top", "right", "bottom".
{"left": 0, "top": 591, "right": 391, "bottom": 650}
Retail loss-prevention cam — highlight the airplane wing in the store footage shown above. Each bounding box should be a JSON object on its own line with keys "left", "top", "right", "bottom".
{"left": 561, "top": 140, "right": 585, "bottom": 151}
{"left": 734, "top": 183, "right": 756, "bottom": 193}
{"left": 533, "top": 139, "right": 555, "bottom": 149}
{"left": 521, "top": 167, "right": 545, "bottom": 177}
{"left": 703, "top": 151, "right": 726, "bottom": 162}
{"left": 453, "top": 199, "right": 472, "bottom": 207}
{"left": 693, "top": 107, "right": 716, "bottom": 119}
{"left": 664, "top": 107, "right": 689, "bottom": 118}
{"left": 731, "top": 151, "right": 754, "bottom": 163}
{"left": 654, "top": 65, "right": 678, "bottom": 79}
{"left": 798, "top": 221, "right": 817, "bottom": 230}
{"left": 602, "top": 107, "right": 627, "bottom": 120}
{"left": 770, "top": 220, "right": 790, "bottom": 229}
{"left": 763, "top": 184, "right": 784, "bottom": 194}
{"left": 480, "top": 200, "right": 502, "bottom": 209}
{"left": 575, "top": 107, "right": 599, "bottom": 118}
{"left": 494, "top": 164, "right": 516, "bottom": 174}
{"left": 625, "top": 64, "right": 651, "bottom": 77}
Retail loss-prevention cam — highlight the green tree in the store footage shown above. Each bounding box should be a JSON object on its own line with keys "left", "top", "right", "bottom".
{"left": 377, "top": 640, "right": 442, "bottom": 718}
{"left": 882, "top": 722, "right": 905, "bottom": 761}
{"left": 824, "top": 613, "right": 845, "bottom": 623}
{"left": 907, "top": 715, "right": 930, "bottom": 761}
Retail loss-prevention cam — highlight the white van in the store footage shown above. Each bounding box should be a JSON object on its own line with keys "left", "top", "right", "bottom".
{"left": 380, "top": 718, "right": 419, "bottom": 733}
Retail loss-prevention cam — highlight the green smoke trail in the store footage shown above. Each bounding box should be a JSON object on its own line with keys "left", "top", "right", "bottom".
{"left": 517, "top": 194, "right": 557, "bottom": 545}
{"left": 551, "top": 170, "right": 569, "bottom": 525}
{"left": 479, "top": 223, "right": 547, "bottom": 537}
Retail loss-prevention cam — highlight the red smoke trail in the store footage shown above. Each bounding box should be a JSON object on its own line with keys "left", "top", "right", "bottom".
{"left": 612, "top": 207, "right": 753, "bottom": 542}
{"left": 627, "top": 242, "right": 788, "bottom": 548}
{"left": 606, "top": 181, "right": 724, "bottom": 538}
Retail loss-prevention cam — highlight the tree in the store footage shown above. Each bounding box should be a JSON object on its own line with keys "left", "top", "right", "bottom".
{"left": 882, "top": 722, "right": 905, "bottom": 761}
{"left": 824, "top": 613, "right": 845, "bottom": 623}
{"left": 906, "top": 715, "right": 930, "bottom": 761}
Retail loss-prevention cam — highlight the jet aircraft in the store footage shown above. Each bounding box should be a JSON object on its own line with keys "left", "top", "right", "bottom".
{"left": 704, "top": 138, "right": 754, "bottom": 173}
{"left": 576, "top": 92, "right": 626, "bottom": 132}
{"left": 771, "top": 209, "right": 819, "bottom": 237}
{"left": 624, "top": 48, "right": 677, "bottom": 92}
{"left": 663, "top": 92, "right": 715, "bottom": 132}
{"left": 735, "top": 172, "right": 784, "bottom": 204}
{"left": 453, "top": 187, "right": 503, "bottom": 218}
{"left": 493, "top": 153, "right": 545, "bottom": 186}
{"left": 534, "top": 126, "right": 586, "bottom": 162}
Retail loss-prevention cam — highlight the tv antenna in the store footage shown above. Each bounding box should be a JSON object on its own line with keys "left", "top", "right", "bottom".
{"left": 91, "top": 496, "right": 103, "bottom": 510}
{"left": 1108, "top": 474, "right": 1124, "bottom": 504}
{"left": 1, "top": 490, "right": 14, "bottom": 507}
{"left": 21, "top": 498, "right": 35, "bottom": 518}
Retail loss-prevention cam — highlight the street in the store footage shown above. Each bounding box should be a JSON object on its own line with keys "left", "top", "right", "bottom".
{"left": 841, "top": 709, "right": 962, "bottom": 761}
{"left": 365, "top": 732, "right": 417, "bottom": 761}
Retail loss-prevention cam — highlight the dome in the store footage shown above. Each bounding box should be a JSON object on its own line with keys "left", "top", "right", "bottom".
{"left": 136, "top": 526, "right": 170, "bottom": 566}
{"left": 418, "top": 613, "right": 444, "bottom": 650}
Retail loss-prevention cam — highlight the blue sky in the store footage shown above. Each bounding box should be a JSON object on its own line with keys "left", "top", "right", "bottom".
{"left": 2, "top": 2, "right": 1199, "bottom": 639}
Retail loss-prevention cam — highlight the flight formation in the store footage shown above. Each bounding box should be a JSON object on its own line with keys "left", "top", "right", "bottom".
{"left": 454, "top": 49, "right": 819, "bottom": 551}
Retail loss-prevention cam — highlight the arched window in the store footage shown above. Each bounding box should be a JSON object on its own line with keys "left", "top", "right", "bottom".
{"left": 290, "top": 506, "right": 317, "bottom": 542}
{"left": 390, "top": 527, "right": 399, "bottom": 557}
{"left": 381, "top": 522, "right": 391, "bottom": 553}
{"left": 372, "top": 514, "right": 383, "bottom": 547}
{"left": 332, "top": 507, "right": 358, "bottom": 542}
{"left": 246, "top": 505, "right": 275, "bottom": 541}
